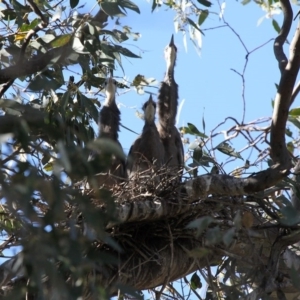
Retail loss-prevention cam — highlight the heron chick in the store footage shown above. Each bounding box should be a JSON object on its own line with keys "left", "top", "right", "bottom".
{"left": 157, "top": 35, "right": 184, "bottom": 181}
{"left": 92, "top": 76, "right": 126, "bottom": 188}
{"left": 127, "top": 95, "right": 164, "bottom": 181}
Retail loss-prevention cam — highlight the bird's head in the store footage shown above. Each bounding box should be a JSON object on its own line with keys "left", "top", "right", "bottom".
{"left": 164, "top": 34, "right": 177, "bottom": 71}
{"left": 104, "top": 76, "right": 117, "bottom": 104}
{"left": 143, "top": 95, "right": 156, "bottom": 123}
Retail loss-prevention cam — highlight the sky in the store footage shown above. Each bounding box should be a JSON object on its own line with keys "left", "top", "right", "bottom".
{"left": 93, "top": 0, "right": 297, "bottom": 176}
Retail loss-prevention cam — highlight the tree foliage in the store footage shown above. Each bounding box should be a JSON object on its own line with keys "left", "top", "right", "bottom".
{"left": 0, "top": 0, "right": 300, "bottom": 299}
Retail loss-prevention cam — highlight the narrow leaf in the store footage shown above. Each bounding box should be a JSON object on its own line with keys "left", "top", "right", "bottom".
{"left": 100, "top": 2, "right": 125, "bottom": 17}
{"left": 152, "top": 0, "right": 157, "bottom": 12}
{"left": 70, "top": 0, "right": 79, "bottom": 9}
{"left": 114, "top": 45, "right": 140, "bottom": 58}
{"left": 180, "top": 123, "right": 207, "bottom": 138}
{"left": 216, "top": 142, "right": 243, "bottom": 160}
{"left": 50, "top": 34, "right": 71, "bottom": 48}
{"left": 78, "top": 92, "right": 99, "bottom": 123}
{"left": 197, "top": 0, "right": 212, "bottom": 7}
{"left": 289, "top": 107, "right": 300, "bottom": 116}
{"left": 186, "top": 17, "right": 204, "bottom": 35}
{"left": 272, "top": 19, "right": 280, "bottom": 33}
{"left": 198, "top": 9, "right": 209, "bottom": 26}
{"left": 119, "top": 0, "right": 140, "bottom": 14}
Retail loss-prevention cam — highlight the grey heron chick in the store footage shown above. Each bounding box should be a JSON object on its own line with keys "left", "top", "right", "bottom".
{"left": 127, "top": 95, "right": 164, "bottom": 180}
{"left": 157, "top": 35, "right": 184, "bottom": 181}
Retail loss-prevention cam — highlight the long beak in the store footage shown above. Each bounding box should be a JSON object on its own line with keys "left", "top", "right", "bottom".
{"left": 148, "top": 94, "right": 153, "bottom": 102}
{"left": 169, "top": 34, "right": 174, "bottom": 46}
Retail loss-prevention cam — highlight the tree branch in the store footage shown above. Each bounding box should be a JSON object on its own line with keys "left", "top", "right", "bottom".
{"left": 274, "top": 0, "right": 293, "bottom": 73}
{"left": 271, "top": 16, "right": 300, "bottom": 167}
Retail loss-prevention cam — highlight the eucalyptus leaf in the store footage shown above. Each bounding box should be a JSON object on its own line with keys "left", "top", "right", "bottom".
{"left": 289, "top": 107, "right": 300, "bottom": 116}
{"left": 114, "top": 45, "right": 140, "bottom": 58}
{"left": 180, "top": 122, "right": 207, "bottom": 138}
{"left": 186, "top": 17, "right": 204, "bottom": 35}
{"left": 50, "top": 34, "right": 71, "bottom": 48}
{"left": 186, "top": 216, "right": 214, "bottom": 237}
{"left": 100, "top": 2, "right": 125, "bottom": 17}
{"left": 78, "top": 92, "right": 99, "bottom": 123}
{"left": 70, "top": 0, "right": 79, "bottom": 9}
{"left": 272, "top": 19, "right": 280, "bottom": 33}
{"left": 198, "top": 9, "right": 209, "bottom": 26}
{"left": 216, "top": 142, "right": 243, "bottom": 160}
{"left": 118, "top": 0, "right": 140, "bottom": 14}
{"left": 197, "top": 0, "right": 212, "bottom": 7}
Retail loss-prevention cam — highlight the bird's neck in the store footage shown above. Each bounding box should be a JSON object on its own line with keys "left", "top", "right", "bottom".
{"left": 166, "top": 60, "right": 175, "bottom": 75}
{"left": 104, "top": 95, "right": 116, "bottom": 106}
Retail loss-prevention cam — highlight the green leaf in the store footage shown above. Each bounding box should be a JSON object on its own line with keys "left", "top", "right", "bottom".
{"left": 12, "top": 0, "right": 31, "bottom": 14}
{"left": 113, "top": 51, "right": 124, "bottom": 73}
{"left": 198, "top": 9, "right": 209, "bottom": 26}
{"left": 241, "top": 0, "right": 251, "bottom": 4}
{"left": 192, "top": 146, "right": 203, "bottom": 177}
{"left": 78, "top": 92, "right": 99, "bottom": 123}
{"left": 186, "top": 17, "right": 204, "bottom": 35}
{"left": 197, "top": 0, "right": 212, "bottom": 7}
{"left": 1, "top": 9, "right": 17, "bottom": 21}
{"left": 216, "top": 142, "right": 243, "bottom": 160}
{"left": 202, "top": 112, "right": 206, "bottom": 133}
{"left": 289, "top": 266, "right": 300, "bottom": 289}
{"left": 87, "top": 138, "right": 126, "bottom": 161}
{"left": 119, "top": 0, "right": 140, "bottom": 14}
{"left": 50, "top": 34, "right": 71, "bottom": 48}
{"left": 186, "top": 216, "right": 214, "bottom": 237}
{"left": 180, "top": 123, "right": 207, "bottom": 138}
{"left": 223, "top": 228, "right": 235, "bottom": 247}
{"left": 289, "top": 107, "right": 300, "bottom": 116}
{"left": 27, "top": 74, "right": 62, "bottom": 91}
{"left": 191, "top": 272, "right": 202, "bottom": 290}
{"left": 112, "top": 29, "right": 129, "bottom": 42}
{"left": 60, "top": 91, "right": 70, "bottom": 110}
{"left": 70, "top": 0, "right": 79, "bottom": 9}
{"left": 288, "top": 116, "right": 300, "bottom": 129}
{"left": 272, "top": 19, "right": 281, "bottom": 33}
{"left": 152, "top": 0, "right": 157, "bottom": 12}
{"left": 20, "top": 18, "right": 40, "bottom": 32}
{"left": 114, "top": 45, "right": 140, "bottom": 58}
{"left": 206, "top": 226, "right": 222, "bottom": 245}
{"left": 100, "top": 2, "right": 125, "bottom": 17}
{"left": 280, "top": 206, "right": 300, "bottom": 226}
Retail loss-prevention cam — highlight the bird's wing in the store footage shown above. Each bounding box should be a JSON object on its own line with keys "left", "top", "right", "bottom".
{"left": 126, "top": 136, "right": 142, "bottom": 176}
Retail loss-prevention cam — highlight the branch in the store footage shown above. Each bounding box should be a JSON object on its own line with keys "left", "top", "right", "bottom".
{"left": 271, "top": 16, "right": 300, "bottom": 167}
{"left": 0, "top": 0, "right": 49, "bottom": 97}
{"left": 0, "top": 8, "right": 108, "bottom": 93}
{"left": 0, "top": 46, "right": 70, "bottom": 85}
{"left": 273, "top": 0, "right": 293, "bottom": 73}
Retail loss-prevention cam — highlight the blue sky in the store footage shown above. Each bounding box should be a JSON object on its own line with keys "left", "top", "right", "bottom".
{"left": 99, "top": 0, "right": 296, "bottom": 177}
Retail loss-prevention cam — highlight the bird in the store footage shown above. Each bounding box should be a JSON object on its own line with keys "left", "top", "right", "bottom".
{"left": 91, "top": 76, "right": 126, "bottom": 188}
{"left": 126, "top": 95, "right": 165, "bottom": 181}
{"left": 157, "top": 34, "right": 184, "bottom": 182}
